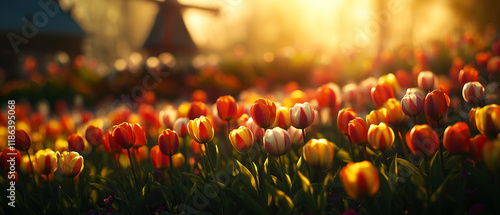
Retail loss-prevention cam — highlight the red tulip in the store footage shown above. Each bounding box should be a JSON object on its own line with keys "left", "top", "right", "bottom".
{"left": 110, "top": 122, "right": 136, "bottom": 149}
{"left": 469, "top": 107, "right": 480, "bottom": 130}
{"left": 0, "top": 147, "right": 21, "bottom": 171}
{"left": 406, "top": 124, "right": 439, "bottom": 157}
{"left": 493, "top": 40, "right": 500, "bottom": 55}
{"left": 67, "top": 133, "right": 85, "bottom": 153}
{"left": 348, "top": 117, "right": 368, "bottom": 145}
{"left": 14, "top": 129, "right": 31, "bottom": 151}
{"left": 150, "top": 146, "right": 184, "bottom": 169}
{"left": 103, "top": 128, "right": 122, "bottom": 154}
{"left": 470, "top": 134, "right": 488, "bottom": 161}
{"left": 263, "top": 127, "right": 291, "bottom": 156}
{"left": 337, "top": 108, "right": 357, "bottom": 135}
{"left": 289, "top": 102, "right": 315, "bottom": 129}
{"left": 158, "top": 129, "right": 180, "bottom": 156}
{"left": 250, "top": 98, "right": 277, "bottom": 128}
{"left": 458, "top": 66, "right": 479, "bottom": 87}
{"left": 85, "top": 125, "right": 103, "bottom": 147}
{"left": 173, "top": 118, "right": 189, "bottom": 138}
{"left": 462, "top": 82, "right": 484, "bottom": 104}
{"left": 187, "top": 102, "right": 208, "bottom": 120}
{"left": 424, "top": 89, "right": 450, "bottom": 125}
{"left": 487, "top": 56, "right": 500, "bottom": 74}
{"left": 417, "top": 71, "right": 438, "bottom": 92}
{"left": 371, "top": 83, "right": 394, "bottom": 109}
{"left": 401, "top": 93, "right": 423, "bottom": 117}
{"left": 216, "top": 95, "right": 238, "bottom": 121}
{"left": 443, "top": 122, "right": 470, "bottom": 154}
{"left": 131, "top": 123, "right": 147, "bottom": 147}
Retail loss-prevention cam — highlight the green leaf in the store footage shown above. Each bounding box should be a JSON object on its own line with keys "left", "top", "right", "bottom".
{"left": 430, "top": 152, "right": 445, "bottom": 192}
{"left": 203, "top": 183, "right": 224, "bottom": 214}
{"left": 233, "top": 159, "right": 259, "bottom": 198}
{"left": 222, "top": 187, "right": 267, "bottom": 214}
{"left": 142, "top": 173, "right": 154, "bottom": 199}
{"left": 397, "top": 158, "right": 425, "bottom": 187}
{"left": 90, "top": 182, "right": 114, "bottom": 193}
{"left": 182, "top": 172, "right": 205, "bottom": 185}
{"left": 265, "top": 182, "right": 294, "bottom": 213}
{"left": 297, "top": 171, "right": 316, "bottom": 212}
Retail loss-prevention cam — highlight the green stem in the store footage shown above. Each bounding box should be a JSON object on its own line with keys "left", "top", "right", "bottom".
{"left": 203, "top": 142, "right": 217, "bottom": 181}
{"left": 435, "top": 120, "right": 445, "bottom": 173}
{"left": 26, "top": 152, "right": 38, "bottom": 191}
{"left": 169, "top": 155, "right": 174, "bottom": 185}
{"left": 363, "top": 144, "right": 368, "bottom": 161}
{"left": 247, "top": 153, "right": 259, "bottom": 189}
{"left": 127, "top": 148, "right": 140, "bottom": 194}
{"left": 302, "top": 129, "right": 306, "bottom": 146}
{"left": 423, "top": 156, "right": 432, "bottom": 198}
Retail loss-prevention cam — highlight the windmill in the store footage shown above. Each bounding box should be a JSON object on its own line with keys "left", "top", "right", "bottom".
{"left": 142, "top": 0, "right": 219, "bottom": 57}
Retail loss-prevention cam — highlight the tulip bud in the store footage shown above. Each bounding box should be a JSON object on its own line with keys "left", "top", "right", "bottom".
{"left": 20, "top": 155, "right": 33, "bottom": 174}
{"left": 401, "top": 93, "right": 423, "bottom": 117}
{"left": 367, "top": 123, "right": 395, "bottom": 150}
{"left": 187, "top": 102, "right": 208, "bottom": 120}
{"left": 190, "top": 139, "right": 205, "bottom": 157}
{"left": 0, "top": 148, "right": 21, "bottom": 171}
{"left": 229, "top": 126, "right": 254, "bottom": 153}
{"left": 289, "top": 102, "right": 315, "bottom": 129}
{"left": 382, "top": 98, "right": 409, "bottom": 126}
{"left": 303, "top": 138, "right": 335, "bottom": 169}
{"left": 132, "top": 123, "right": 147, "bottom": 147}
{"left": 56, "top": 151, "right": 84, "bottom": 178}
{"left": 340, "top": 161, "right": 380, "bottom": 200}
{"left": 371, "top": 83, "right": 394, "bottom": 109}
{"left": 469, "top": 107, "right": 479, "bottom": 130}
{"left": 406, "top": 124, "right": 439, "bottom": 157}
{"left": 487, "top": 56, "right": 500, "bottom": 75}
{"left": 250, "top": 98, "right": 277, "bottom": 128}
{"left": 462, "top": 82, "right": 484, "bottom": 105}
{"left": 470, "top": 134, "right": 488, "bottom": 161}
{"left": 418, "top": 71, "right": 438, "bottom": 92}
{"left": 103, "top": 128, "right": 122, "bottom": 154}
{"left": 85, "top": 125, "right": 103, "bottom": 147}
{"left": 68, "top": 133, "right": 85, "bottom": 153}
{"left": 151, "top": 145, "right": 184, "bottom": 169}
{"left": 443, "top": 122, "right": 470, "bottom": 154}
{"left": 135, "top": 145, "right": 149, "bottom": 162}
{"left": 475, "top": 104, "right": 500, "bottom": 139}
{"left": 14, "top": 129, "right": 31, "bottom": 151}
{"left": 348, "top": 118, "right": 369, "bottom": 145}
{"left": 263, "top": 127, "right": 291, "bottom": 156}
{"left": 316, "top": 85, "right": 337, "bottom": 110}
{"left": 288, "top": 126, "right": 307, "bottom": 145}
{"left": 366, "top": 108, "right": 387, "bottom": 125}
{"left": 272, "top": 107, "right": 291, "bottom": 129}
{"left": 158, "top": 129, "right": 180, "bottom": 156}
{"left": 236, "top": 114, "right": 250, "bottom": 127}
{"left": 378, "top": 73, "right": 401, "bottom": 97}
{"left": 110, "top": 122, "right": 136, "bottom": 149}
{"left": 482, "top": 140, "right": 500, "bottom": 173}
{"left": 337, "top": 108, "right": 357, "bottom": 135}
{"left": 173, "top": 118, "right": 189, "bottom": 138}
{"left": 424, "top": 89, "right": 450, "bottom": 124}
{"left": 406, "top": 88, "right": 425, "bottom": 101}
{"left": 34, "top": 148, "right": 57, "bottom": 175}
{"left": 216, "top": 95, "right": 238, "bottom": 121}
{"left": 245, "top": 117, "right": 264, "bottom": 143}
{"left": 187, "top": 116, "right": 215, "bottom": 143}
{"left": 159, "top": 105, "right": 178, "bottom": 128}
{"left": 458, "top": 66, "right": 479, "bottom": 87}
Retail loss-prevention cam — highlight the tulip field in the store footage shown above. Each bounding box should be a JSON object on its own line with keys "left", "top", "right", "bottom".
{"left": 2, "top": 37, "right": 500, "bottom": 215}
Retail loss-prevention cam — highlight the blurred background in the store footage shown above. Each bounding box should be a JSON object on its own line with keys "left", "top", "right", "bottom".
{"left": 1, "top": 0, "right": 500, "bottom": 105}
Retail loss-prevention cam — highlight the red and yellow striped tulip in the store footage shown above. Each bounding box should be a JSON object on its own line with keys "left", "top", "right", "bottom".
{"left": 482, "top": 140, "right": 500, "bottom": 173}
{"left": 424, "top": 89, "right": 450, "bottom": 124}
{"left": 469, "top": 107, "right": 480, "bottom": 130}
{"left": 34, "top": 148, "right": 57, "bottom": 175}
{"left": 401, "top": 93, "right": 423, "bottom": 117}
{"left": 340, "top": 161, "right": 380, "bottom": 200}
{"left": 187, "top": 116, "right": 215, "bottom": 144}
{"left": 159, "top": 105, "right": 177, "bottom": 128}
{"left": 14, "top": 129, "right": 31, "bottom": 151}
{"left": 470, "top": 134, "right": 488, "bottom": 161}
{"left": 150, "top": 146, "right": 184, "bottom": 169}
{"left": 288, "top": 126, "right": 306, "bottom": 145}
{"left": 20, "top": 155, "right": 33, "bottom": 174}
{"left": 216, "top": 95, "right": 238, "bottom": 121}
{"left": 56, "top": 151, "right": 84, "bottom": 178}
{"left": 406, "top": 88, "right": 426, "bottom": 102}
{"left": 382, "top": 98, "right": 409, "bottom": 126}
{"left": 85, "top": 125, "right": 103, "bottom": 147}
{"left": 290, "top": 102, "right": 315, "bottom": 129}
{"left": 337, "top": 108, "right": 357, "bottom": 135}
{"left": 458, "top": 66, "right": 479, "bottom": 87}
{"left": 366, "top": 108, "right": 387, "bottom": 125}
{"left": 406, "top": 124, "right": 439, "bottom": 157}
{"left": 237, "top": 113, "right": 250, "bottom": 127}
{"left": 158, "top": 129, "right": 180, "bottom": 156}
{"left": 263, "top": 127, "right": 291, "bottom": 157}
{"left": 462, "top": 82, "right": 484, "bottom": 105}
{"left": 443, "top": 122, "right": 470, "bottom": 154}
{"left": 229, "top": 126, "right": 254, "bottom": 153}
{"left": 378, "top": 73, "right": 401, "bottom": 97}
{"left": 132, "top": 123, "right": 147, "bottom": 147}
{"left": 417, "top": 71, "right": 438, "bottom": 92}
{"left": 173, "top": 118, "right": 189, "bottom": 138}
{"left": 371, "top": 83, "right": 395, "bottom": 109}
{"left": 367, "top": 123, "right": 395, "bottom": 150}
{"left": 348, "top": 117, "right": 369, "bottom": 145}
{"left": 110, "top": 122, "right": 136, "bottom": 149}
{"left": 303, "top": 138, "right": 335, "bottom": 169}
{"left": 187, "top": 102, "right": 208, "bottom": 120}
{"left": 475, "top": 104, "right": 500, "bottom": 139}
{"left": 67, "top": 133, "right": 85, "bottom": 153}
{"left": 250, "top": 98, "right": 277, "bottom": 128}
{"left": 273, "top": 106, "right": 291, "bottom": 129}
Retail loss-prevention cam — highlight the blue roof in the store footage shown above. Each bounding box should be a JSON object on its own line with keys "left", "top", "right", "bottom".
{"left": 0, "top": 0, "right": 85, "bottom": 37}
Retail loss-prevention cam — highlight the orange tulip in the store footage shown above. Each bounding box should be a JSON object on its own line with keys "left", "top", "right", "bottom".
{"left": 56, "top": 151, "right": 84, "bottom": 178}
{"left": 303, "top": 138, "right": 335, "bottom": 169}
{"left": 482, "top": 140, "right": 500, "bottom": 173}
{"left": 187, "top": 116, "right": 214, "bottom": 144}
{"left": 366, "top": 108, "right": 387, "bottom": 125}
{"left": 150, "top": 145, "right": 184, "bottom": 169}
{"left": 132, "top": 123, "right": 147, "bottom": 147}
{"left": 487, "top": 56, "right": 500, "bottom": 74}
{"left": 458, "top": 66, "right": 479, "bottom": 87}
{"left": 216, "top": 95, "right": 238, "bottom": 121}
{"left": 371, "top": 83, "right": 394, "bottom": 109}
{"left": 190, "top": 139, "right": 205, "bottom": 157}
{"left": 348, "top": 117, "right": 368, "bottom": 145}
{"left": 173, "top": 118, "right": 189, "bottom": 138}
{"left": 417, "top": 71, "right": 438, "bottom": 92}
{"left": 406, "top": 125, "right": 439, "bottom": 157}
{"left": 316, "top": 85, "right": 337, "bottom": 110}
{"left": 110, "top": 122, "right": 136, "bottom": 149}
{"left": 229, "top": 126, "right": 254, "bottom": 153}
{"left": 462, "top": 82, "right": 484, "bottom": 105}
{"left": 85, "top": 125, "right": 103, "bottom": 147}
{"left": 263, "top": 127, "right": 291, "bottom": 156}
{"left": 250, "top": 98, "right": 277, "bottom": 128}
{"left": 67, "top": 133, "right": 85, "bottom": 153}
{"left": 158, "top": 129, "right": 180, "bottom": 156}
{"left": 470, "top": 134, "right": 488, "bottom": 161}
{"left": 14, "top": 129, "right": 31, "bottom": 151}
{"left": 424, "top": 89, "right": 450, "bottom": 126}
{"left": 289, "top": 102, "right": 315, "bottom": 129}
{"left": 367, "top": 123, "right": 395, "bottom": 150}
{"left": 443, "top": 122, "right": 470, "bottom": 154}
{"left": 103, "top": 128, "right": 122, "bottom": 154}
{"left": 187, "top": 102, "right": 208, "bottom": 120}
{"left": 378, "top": 73, "right": 401, "bottom": 97}
{"left": 340, "top": 161, "right": 380, "bottom": 200}
{"left": 273, "top": 106, "right": 291, "bottom": 130}
{"left": 337, "top": 108, "right": 357, "bottom": 135}
{"left": 0, "top": 147, "right": 21, "bottom": 171}
{"left": 34, "top": 149, "right": 57, "bottom": 175}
